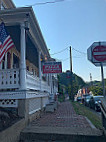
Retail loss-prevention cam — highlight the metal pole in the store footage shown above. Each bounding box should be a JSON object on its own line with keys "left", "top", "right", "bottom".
{"left": 101, "top": 63, "right": 105, "bottom": 97}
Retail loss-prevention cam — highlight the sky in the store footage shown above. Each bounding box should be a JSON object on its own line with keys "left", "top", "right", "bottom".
{"left": 13, "top": 0, "right": 106, "bottom": 82}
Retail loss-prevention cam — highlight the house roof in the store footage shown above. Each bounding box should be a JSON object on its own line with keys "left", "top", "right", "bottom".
{"left": 0, "top": 7, "right": 50, "bottom": 59}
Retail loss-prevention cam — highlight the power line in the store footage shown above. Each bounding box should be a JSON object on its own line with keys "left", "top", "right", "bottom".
{"left": 50, "top": 47, "right": 68, "bottom": 55}
{"left": 50, "top": 46, "right": 87, "bottom": 57}
{"left": 72, "top": 47, "right": 87, "bottom": 55}
{"left": 26, "top": 0, "right": 65, "bottom": 7}
{"left": 60, "top": 56, "right": 86, "bottom": 62}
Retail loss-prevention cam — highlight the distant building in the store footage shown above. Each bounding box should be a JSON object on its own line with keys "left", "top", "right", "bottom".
{"left": 82, "top": 87, "right": 90, "bottom": 94}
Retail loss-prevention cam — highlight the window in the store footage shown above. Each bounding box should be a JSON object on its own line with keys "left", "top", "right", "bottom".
{"left": 27, "top": 66, "right": 29, "bottom": 71}
{"left": 13, "top": 53, "right": 19, "bottom": 69}
{"left": 0, "top": 1, "right": 6, "bottom": 10}
{"left": 7, "top": 52, "right": 11, "bottom": 69}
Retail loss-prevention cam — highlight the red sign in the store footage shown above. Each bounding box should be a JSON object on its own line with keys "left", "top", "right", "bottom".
{"left": 92, "top": 46, "right": 106, "bottom": 62}
{"left": 43, "top": 62, "right": 62, "bottom": 74}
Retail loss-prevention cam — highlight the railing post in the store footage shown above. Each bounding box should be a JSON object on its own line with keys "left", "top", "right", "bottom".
{"left": 20, "top": 22, "right": 26, "bottom": 90}
{"left": 4, "top": 53, "right": 7, "bottom": 69}
{"left": 39, "top": 51, "right": 42, "bottom": 80}
{"left": 39, "top": 51, "right": 42, "bottom": 90}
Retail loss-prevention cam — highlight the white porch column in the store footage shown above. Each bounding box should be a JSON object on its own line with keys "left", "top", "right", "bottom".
{"left": 20, "top": 22, "right": 26, "bottom": 90}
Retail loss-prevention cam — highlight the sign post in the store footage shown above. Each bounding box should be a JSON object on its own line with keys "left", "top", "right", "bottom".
{"left": 100, "top": 63, "right": 105, "bottom": 97}
{"left": 87, "top": 42, "right": 106, "bottom": 97}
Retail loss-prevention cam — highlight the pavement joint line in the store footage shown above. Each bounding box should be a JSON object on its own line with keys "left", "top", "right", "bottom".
{"left": 85, "top": 116, "right": 96, "bottom": 129}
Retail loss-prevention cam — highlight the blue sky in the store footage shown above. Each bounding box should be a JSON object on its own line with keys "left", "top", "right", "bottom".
{"left": 13, "top": 0, "right": 106, "bottom": 82}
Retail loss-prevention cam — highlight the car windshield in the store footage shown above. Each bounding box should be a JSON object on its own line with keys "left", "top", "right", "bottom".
{"left": 86, "top": 96, "right": 91, "bottom": 99}
{"left": 94, "top": 96, "right": 103, "bottom": 101}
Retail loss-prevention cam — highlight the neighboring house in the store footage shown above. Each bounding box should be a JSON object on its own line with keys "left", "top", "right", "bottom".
{"left": 82, "top": 87, "right": 90, "bottom": 95}
{"left": 0, "top": 0, "right": 58, "bottom": 119}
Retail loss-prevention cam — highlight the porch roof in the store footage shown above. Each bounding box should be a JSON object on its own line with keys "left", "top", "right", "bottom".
{"left": 0, "top": 7, "right": 50, "bottom": 59}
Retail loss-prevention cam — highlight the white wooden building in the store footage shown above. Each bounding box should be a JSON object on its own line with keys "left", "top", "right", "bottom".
{"left": 0, "top": 0, "right": 58, "bottom": 118}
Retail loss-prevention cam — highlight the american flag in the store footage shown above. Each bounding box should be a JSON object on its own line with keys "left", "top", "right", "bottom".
{"left": 0, "top": 22, "right": 14, "bottom": 63}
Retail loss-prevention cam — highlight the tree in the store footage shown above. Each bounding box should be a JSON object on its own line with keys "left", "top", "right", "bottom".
{"left": 90, "top": 86, "right": 103, "bottom": 96}
{"left": 58, "top": 71, "right": 86, "bottom": 100}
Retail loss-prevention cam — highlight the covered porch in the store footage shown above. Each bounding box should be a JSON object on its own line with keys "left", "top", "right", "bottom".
{"left": 0, "top": 7, "right": 52, "bottom": 93}
{"left": 0, "top": 7, "right": 58, "bottom": 118}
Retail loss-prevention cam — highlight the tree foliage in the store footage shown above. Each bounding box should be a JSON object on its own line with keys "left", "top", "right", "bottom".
{"left": 58, "top": 71, "right": 86, "bottom": 97}
{"left": 90, "top": 86, "right": 103, "bottom": 96}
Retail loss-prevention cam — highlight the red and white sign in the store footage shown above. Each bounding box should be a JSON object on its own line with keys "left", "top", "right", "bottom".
{"left": 43, "top": 62, "right": 62, "bottom": 74}
{"left": 92, "top": 46, "right": 106, "bottom": 62}
{"left": 87, "top": 42, "right": 106, "bottom": 66}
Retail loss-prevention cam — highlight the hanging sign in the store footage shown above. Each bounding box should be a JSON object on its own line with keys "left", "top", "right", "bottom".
{"left": 43, "top": 62, "right": 62, "bottom": 74}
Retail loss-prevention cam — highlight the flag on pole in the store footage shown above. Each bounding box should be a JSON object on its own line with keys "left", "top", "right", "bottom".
{"left": 0, "top": 22, "right": 14, "bottom": 63}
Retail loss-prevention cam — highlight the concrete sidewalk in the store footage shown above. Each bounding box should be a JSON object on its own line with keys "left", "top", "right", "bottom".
{"left": 20, "top": 101, "right": 105, "bottom": 142}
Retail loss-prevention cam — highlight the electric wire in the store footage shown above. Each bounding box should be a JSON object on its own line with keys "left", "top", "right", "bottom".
{"left": 72, "top": 47, "right": 87, "bottom": 55}
{"left": 59, "top": 55, "right": 86, "bottom": 62}
{"left": 26, "top": 0, "right": 65, "bottom": 7}
{"left": 50, "top": 47, "right": 68, "bottom": 55}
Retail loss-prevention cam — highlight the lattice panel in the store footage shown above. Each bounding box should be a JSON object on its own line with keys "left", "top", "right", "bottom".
{"left": 42, "top": 97, "right": 49, "bottom": 107}
{"left": 0, "top": 99, "right": 18, "bottom": 107}
{"left": 29, "top": 98, "right": 41, "bottom": 114}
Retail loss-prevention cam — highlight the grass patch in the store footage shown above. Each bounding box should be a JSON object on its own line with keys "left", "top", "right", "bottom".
{"left": 71, "top": 101, "right": 102, "bottom": 129}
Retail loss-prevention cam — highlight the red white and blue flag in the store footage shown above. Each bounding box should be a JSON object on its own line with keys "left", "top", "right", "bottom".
{"left": 0, "top": 22, "right": 14, "bottom": 63}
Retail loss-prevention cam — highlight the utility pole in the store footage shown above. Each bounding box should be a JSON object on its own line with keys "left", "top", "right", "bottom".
{"left": 70, "top": 46, "right": 73, "bottom": 101}
{"left": 90, "top": 73, "right": 92, "bottom": 86}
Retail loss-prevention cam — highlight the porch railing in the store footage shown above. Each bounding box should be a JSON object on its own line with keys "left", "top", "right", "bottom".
{"left": 0, "top": 69, "right": 19, "bottom": 89}
{"left": 26, "top": 71, "right": 40, "bottom": 90}
{"left": 26, "top": 71, "right": 50, "bottom": 92}
{"left": 0, "top": 69, "right": 55, "bottom": 93}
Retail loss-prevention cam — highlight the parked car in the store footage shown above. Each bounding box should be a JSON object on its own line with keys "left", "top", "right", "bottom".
{"left": 84, "top": 95, "right": 92, "bottom": 107}
{"left": 82, "top": 94, "right": 91, "bottom": 104}
{"left": 89, "top": 96, "right": 104, "bottom": 111}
